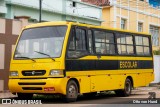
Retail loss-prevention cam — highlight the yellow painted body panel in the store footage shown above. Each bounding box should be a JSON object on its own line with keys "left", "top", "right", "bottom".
{"left": 9, "top": 22, "right": 72, "bottom": 95}
{"left": 9, "top": 78, "right": 68, "bottom": 94}
{"left": 9, "top": 21, "right": 154, "bottom": 96}
{"left": 66, "top": 69, "right": 154, "bottom": 93}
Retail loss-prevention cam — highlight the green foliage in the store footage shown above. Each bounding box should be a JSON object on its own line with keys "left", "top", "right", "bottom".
{"left": 153, "top": 49, "right": 160, "bottom": 55}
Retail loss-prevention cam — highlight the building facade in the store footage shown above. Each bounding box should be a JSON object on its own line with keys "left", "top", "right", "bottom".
{"left": 82, "top": 0, "right": 160, "bottom": 50}
{"left": 0, "top": 0, "right": 102, "bottom": 25}
{"left": 0, "top": 17, "right": 30, "bottom": 91}
{"left": 0, "top": 0, "right": 102, "bottom": 91}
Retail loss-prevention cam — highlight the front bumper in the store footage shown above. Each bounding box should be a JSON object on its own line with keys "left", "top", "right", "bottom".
{"left": 8, "top": 77, "right": 68, "bottom": 95}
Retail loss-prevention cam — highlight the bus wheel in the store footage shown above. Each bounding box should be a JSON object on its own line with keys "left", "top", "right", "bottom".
{"left": 65, "top": 80, "right": 78, "bottom": 102}
{"left": 115, "top": 78, "right": 132, "bottom": 97}
{"left": 17, "top": 93, "right": 33, "bottom": 99}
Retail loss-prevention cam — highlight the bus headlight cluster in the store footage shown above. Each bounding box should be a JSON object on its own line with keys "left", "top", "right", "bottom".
{"left": 10, "top": 71, "right": 18, "bottom": 76}
{"left": 49, "top": 70, "right": 63, "bottom": 76}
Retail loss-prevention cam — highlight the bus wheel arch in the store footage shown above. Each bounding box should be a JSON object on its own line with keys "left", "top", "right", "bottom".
{"left": 68, "top": 78, "right": 80, "bottom": 93}
{"left": 127, "top": 76, "right": 134, "bottom": 88}
{"left": 115, "top": 76, "right": 133, "bottom": 97}
{"left": 64, "top": 78, "right": 80, "bottom": 102}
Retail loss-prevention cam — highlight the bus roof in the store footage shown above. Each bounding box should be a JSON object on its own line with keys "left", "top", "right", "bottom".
{"left": 25, "top": 21, "right": 69, "bottom": 29}
{"left": 24, "top": 21, "right": 151, "bottom": 36}
{"left": 71, "top": 22, "right": 151, "bottom": 36}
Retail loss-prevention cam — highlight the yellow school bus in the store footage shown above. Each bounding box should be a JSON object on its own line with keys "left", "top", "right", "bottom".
{"left": 9, "top": 21, "right": 154, "bottom": 102}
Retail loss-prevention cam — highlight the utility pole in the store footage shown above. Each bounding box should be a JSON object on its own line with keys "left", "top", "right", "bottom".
{"left": 39, "top": 0, "right": 42, "bottom": 22}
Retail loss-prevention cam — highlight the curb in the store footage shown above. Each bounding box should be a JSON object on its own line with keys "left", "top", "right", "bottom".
{"left": 0, "top": 91, "right": 17, "bottom": 99}
{"left": 0, "top": 90, "right": 10, "bottom": 93}
{"left": 134, "top": 86, "right": 159, "bottom": 91}
{"left": 149, "top": 83, "right": 160, "bottom": 87}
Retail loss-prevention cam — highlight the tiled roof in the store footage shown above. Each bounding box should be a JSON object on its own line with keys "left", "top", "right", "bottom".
{"left": 81, "top": 0, "right": 110, "bottom": 6}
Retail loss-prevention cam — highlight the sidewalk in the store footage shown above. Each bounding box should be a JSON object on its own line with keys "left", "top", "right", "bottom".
{"left": 134, "top": 86, "right": 159, "bottom": 91}
{"left": 149, "top": 83, "right": 160, "bottom": 88}
{"left": 0, "top": 92, "right": 17, "bottom": 99}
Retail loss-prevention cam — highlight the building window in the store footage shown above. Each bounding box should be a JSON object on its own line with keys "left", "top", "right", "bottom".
{"left": 121, "top": 19, "right": 127, "bottom": 30}
{"left": 72, "top": 1, "right": 76, "bottom": 7}
{"left": 138, "top": 22, "right": 143, "bottom": 32}
{"left": 150, "top": 26, "right": 159, "bottom": 46}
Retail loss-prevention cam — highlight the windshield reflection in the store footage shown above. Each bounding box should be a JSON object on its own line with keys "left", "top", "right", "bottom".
{"left": 14, "top": 26, "right": 67, "bottom": 59}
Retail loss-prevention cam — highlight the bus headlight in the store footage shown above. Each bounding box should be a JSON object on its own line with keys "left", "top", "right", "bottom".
{"left": 49, "top": 70, "right": 63, "bottom": 76}
{"left": 10, "top": 71, "right": 18, "bottom": 76}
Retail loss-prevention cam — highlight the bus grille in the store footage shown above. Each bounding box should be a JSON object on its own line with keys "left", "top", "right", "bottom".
{"left": 18, "top": 82, "right": 46, "bottom": 85}
{"left": 22, "top": 87, "right": 42, "bottom": 90}
{"left": 22, "top": 70, "right": 46, "bottom": 76}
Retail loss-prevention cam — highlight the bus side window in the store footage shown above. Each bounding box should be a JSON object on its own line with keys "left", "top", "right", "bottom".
{"left": 68, "top": 28, "right": 76, "bottom": 58}
{"left": 88, "top": 30, "right": 93, "bottom": 53}
{"left": 135, "top": 36, "right": 150, "bottom": 56}
{"left": 94, "top": 30, "right": 115, "bottom": 55}
{"left": 116, "top": 34, "right": 134, "bottom": 55}
{"left": 68, "top": 28, "right": 75, "bottom": 50}
{"left": 67, "top": 27, "right": 88, "bottom": 58}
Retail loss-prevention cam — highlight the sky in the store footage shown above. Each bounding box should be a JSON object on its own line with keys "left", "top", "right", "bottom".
{"left": 149, "top": 0, "right": 160, "bottom": 7}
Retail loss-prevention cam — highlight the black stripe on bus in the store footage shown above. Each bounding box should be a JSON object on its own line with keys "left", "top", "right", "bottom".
{"left": 65, "top": 60, "right": 153, "bottom": 71}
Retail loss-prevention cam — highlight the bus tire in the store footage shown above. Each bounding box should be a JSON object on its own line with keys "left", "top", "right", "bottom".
{"left": 65, "top": 80, "right": 78, "bottom": 102}
{"left": 17, "top": 93, "right": 33, "bottom": 99}
{"left": 115, "top": 78, "right": 132, "bottom": 97}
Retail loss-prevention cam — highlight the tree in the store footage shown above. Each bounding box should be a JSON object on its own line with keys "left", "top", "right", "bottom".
{"left": 153, "top": 49, "right": 160, "bottom": 55}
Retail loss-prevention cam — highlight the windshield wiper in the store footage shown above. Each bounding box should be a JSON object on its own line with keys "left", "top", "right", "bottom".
{"left": 34, "top": 51, "right": 55, "bottom": 61}
{"left": 15, "top": 56, "right": 36, "bottom": 62}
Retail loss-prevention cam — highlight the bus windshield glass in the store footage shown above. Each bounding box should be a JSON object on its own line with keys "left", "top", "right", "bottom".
{"left": 14, "top": 26, "right": 67, "bottom": 59}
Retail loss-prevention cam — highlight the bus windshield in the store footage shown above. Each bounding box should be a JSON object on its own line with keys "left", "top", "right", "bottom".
{"left": 14, "top": 26, "right": 67, "bottom": 59}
